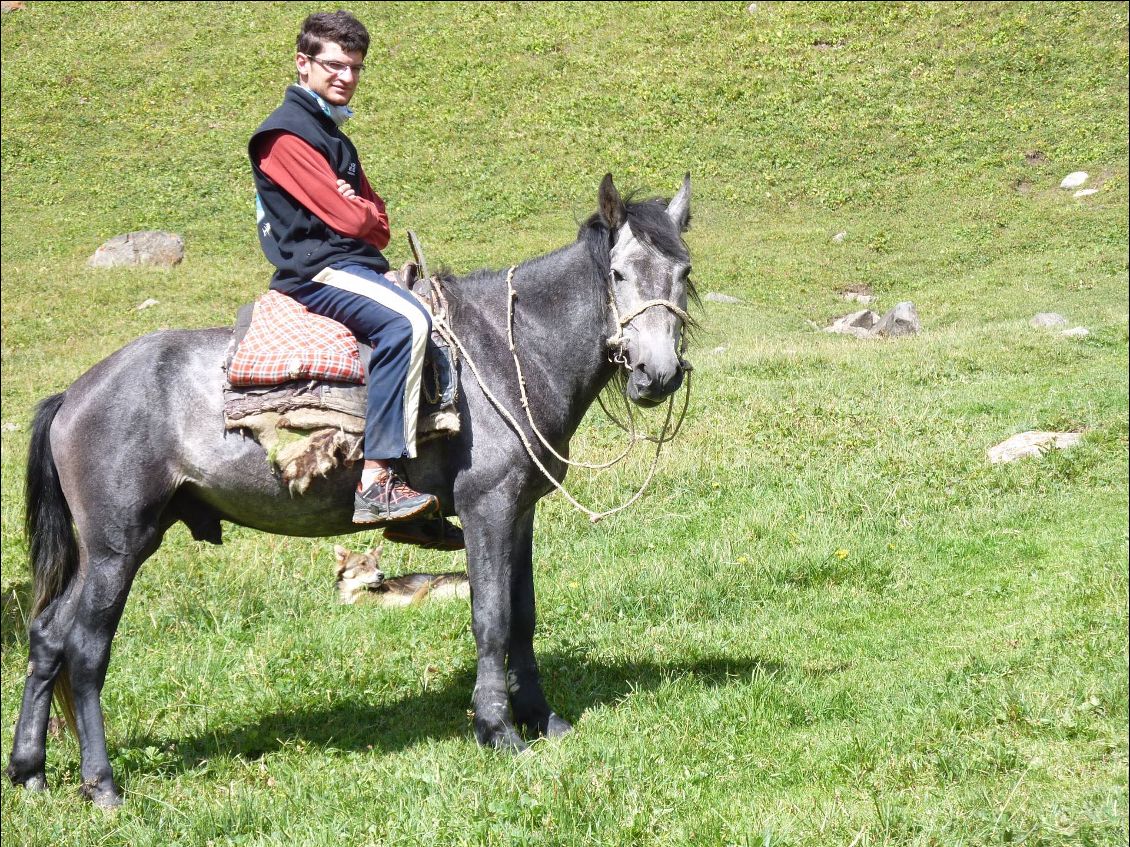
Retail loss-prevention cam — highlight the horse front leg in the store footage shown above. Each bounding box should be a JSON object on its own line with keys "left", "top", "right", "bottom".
{"left": 506, "top": 512, "right": 572, "bottom": 739}
{"left": 463, "top": 499, "right": 528, "bottom": 751}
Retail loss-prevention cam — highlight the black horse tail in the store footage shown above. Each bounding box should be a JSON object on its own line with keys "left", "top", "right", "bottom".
{"left": 25, "top": 392, "right": 78, "bottom": 733}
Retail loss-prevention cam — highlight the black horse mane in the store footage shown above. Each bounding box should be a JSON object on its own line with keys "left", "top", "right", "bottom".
{"left": 581, "top": 192, "right": 690, "bottom": 264}
{"left": 436, "top": 190, "right": 698, "bottom": 328}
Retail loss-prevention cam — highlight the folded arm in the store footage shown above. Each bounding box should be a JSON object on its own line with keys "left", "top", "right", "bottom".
{"left": 254, "top": 130, "right": 390, "bottom": 250}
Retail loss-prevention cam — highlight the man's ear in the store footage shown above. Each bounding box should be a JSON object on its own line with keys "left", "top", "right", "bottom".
{"left": 599, "top": 173, "right": 625, "bottom": 233}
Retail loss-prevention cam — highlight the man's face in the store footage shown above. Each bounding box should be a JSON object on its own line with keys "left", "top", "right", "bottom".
{"left": 296, "top": 41, "right": 364, "bottom": 107}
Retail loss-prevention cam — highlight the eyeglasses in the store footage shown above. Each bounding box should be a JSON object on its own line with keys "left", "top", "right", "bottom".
{"left": 301, "top": 54, "right": 365, "bottom": 76}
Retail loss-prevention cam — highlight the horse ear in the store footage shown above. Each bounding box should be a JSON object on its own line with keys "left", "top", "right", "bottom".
{"left": 599, "top": 172, "right": 625, "bottom": 232}
{"left": 667, "top": 172, "right": 691, "bottom": 232}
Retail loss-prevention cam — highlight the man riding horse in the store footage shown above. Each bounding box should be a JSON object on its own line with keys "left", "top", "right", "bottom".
{"left": 5, "top": 8, "right": 694, "bottom": 807}
{"left": 250, "top": 10, "right": 456, "bottom": 543}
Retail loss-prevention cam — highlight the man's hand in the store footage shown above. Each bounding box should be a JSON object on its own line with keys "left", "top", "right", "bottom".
{"left": 336, "top": 179, "right": 358, "bottom": 200}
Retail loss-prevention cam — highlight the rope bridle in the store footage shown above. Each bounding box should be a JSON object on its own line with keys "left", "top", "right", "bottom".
{"left": 426, "top": 263, "right": 692, "bottom": 524}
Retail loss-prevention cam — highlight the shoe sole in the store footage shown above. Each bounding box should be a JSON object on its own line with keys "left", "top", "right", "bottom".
{"left": 352, "top": 496, "right": 439, "bottom": 525}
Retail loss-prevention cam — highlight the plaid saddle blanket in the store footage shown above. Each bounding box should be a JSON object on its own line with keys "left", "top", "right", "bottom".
{"left": 227, "top": 290, "right": 365, "bottom": 385}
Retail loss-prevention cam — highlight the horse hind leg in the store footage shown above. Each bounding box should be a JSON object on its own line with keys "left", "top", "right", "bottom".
{"left": 7, "top": 392, "right": 78, "bottom": 793}
{"left": 64, "top": 530, "right": 160, "bottom": 808}
{"left": 8, "top": 537, "right": 153, "bottom": 807}
{"left": 6, "top": 591, "right": 78, "bottom": 792}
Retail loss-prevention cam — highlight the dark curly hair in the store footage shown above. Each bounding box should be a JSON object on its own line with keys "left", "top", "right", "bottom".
{"left": 297, "top": 10, "right": 370, "bottom": 58}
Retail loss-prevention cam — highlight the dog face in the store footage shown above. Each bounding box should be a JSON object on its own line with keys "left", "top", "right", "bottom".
{"left": 333, "top": 544, "right": 385, "bottom": 604}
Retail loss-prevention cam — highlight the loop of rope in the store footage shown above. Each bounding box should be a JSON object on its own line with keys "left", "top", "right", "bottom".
{"left": 428, "top": 267, "right": 690, "bottom": 523}
{"left": 606, "top": 296, "right": 692, "bottom": 350}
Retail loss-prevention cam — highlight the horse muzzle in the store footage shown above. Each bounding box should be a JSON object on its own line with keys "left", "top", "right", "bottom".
{"left": 625, "top": 356, "right": 689, "bottom": 407}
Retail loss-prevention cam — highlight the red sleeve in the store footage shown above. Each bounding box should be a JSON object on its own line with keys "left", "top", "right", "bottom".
{"left": 253, "top": 130, "right": 390, "bottom": 250}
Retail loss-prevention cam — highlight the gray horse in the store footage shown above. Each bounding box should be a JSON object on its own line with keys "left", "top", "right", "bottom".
{"left": 6, "top": 173, "right": 694, "bottom": 807}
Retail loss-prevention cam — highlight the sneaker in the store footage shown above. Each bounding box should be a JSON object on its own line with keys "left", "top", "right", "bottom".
{"left": 353, "top": 470, "right": 439, "bottom": 524}
{"left": 383, "top": 516, "right": 465, "bottom": 551}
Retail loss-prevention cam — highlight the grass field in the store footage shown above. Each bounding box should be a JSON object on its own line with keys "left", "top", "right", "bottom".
{"left": 2, "top": 2, "right": 1128, "bottom": 845}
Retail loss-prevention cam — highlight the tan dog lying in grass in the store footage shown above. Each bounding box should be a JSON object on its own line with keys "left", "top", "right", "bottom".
{"left": 333, "top": 544, "right": 470, "bottom": 606}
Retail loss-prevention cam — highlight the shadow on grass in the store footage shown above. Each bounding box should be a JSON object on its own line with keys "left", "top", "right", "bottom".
{"left": 119, "top": 652, "right": 791, "bottom": 778}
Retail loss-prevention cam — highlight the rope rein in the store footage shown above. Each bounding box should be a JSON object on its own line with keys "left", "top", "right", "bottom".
{"left": 427, "top": 266, "right": 690, "bottom": 524}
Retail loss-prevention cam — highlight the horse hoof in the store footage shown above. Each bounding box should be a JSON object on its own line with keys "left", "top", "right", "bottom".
{"left": 517, "top": 711, "right": 573, "bottom": 739}
{"left": 19, "top": 774, "right": 48, "bottom": 793}
{"left": 5, "top": 763, "right": 47, "bottom": 793}
{"left": 545, "top": 713, "right": 573, "bottom": 738}
{"left": 79, "top": 779, "right": 123, "bottom": 809}
{"left": 475, "top": 720, "right": 528, "bottom": 753}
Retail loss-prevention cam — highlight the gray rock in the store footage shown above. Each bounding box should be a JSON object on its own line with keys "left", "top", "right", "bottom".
{"left": 840, "top": 291, "right": 875, "bottom": 304}
{"left": 831, "top": 231, "right": 847, "bottom": 243}
{"left": 88, "top": 231, "right": 185, "bottom": 269}
{"left": 1030, "top": 312, "right": 1068, "bottom": 329}
{"left": 1060, "top": 327, "right": 1090, "bottom": 338}
{"left": 711, "top": 345, "right": 728, "bottom": 354}
{"left": 1073, "top": 188, "right": 1099, "bottom": 198}
{"left": 1059, "top": 171, "right": 1088, "bottom": 189}
{"left": 135, "top": 298, "right": 160, "bottom": 311}
{"left": 872, "top": 301, "right": 921, "bottom": 338}
{"left": 988, "top": 431, "right": 1082, "bottom": 464}
{"left": 825, "top": 309, "right": 880, "bottom": 338}
{"left": 705, "top": 292, "right": 741, "bottom": 304}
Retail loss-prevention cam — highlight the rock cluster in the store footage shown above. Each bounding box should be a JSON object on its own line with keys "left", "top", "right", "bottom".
{"left": 825, "top": 302, "right": 921, "bottom": 339}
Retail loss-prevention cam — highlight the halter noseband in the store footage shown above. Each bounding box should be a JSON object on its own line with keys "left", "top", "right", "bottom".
{"left": 605, "top": 278, "right": 692, "bottom": 369}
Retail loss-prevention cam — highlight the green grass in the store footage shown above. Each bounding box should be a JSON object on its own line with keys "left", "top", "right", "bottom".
{"left": 2, "top": 2, "right": 1127, "bottom": 845}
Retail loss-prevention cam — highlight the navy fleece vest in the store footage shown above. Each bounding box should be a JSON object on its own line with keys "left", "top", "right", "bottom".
{"left": 249, "top": 86, "right": 389, "bottom": 292}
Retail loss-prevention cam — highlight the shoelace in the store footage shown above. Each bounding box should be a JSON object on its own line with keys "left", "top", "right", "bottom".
{"left": 371, "top": 471, "right": 422, "bottom": 517}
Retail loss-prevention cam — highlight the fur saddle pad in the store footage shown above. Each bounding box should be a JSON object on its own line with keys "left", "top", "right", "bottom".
{"left": 222, "top": 288, "right": 459, "bottom": 494}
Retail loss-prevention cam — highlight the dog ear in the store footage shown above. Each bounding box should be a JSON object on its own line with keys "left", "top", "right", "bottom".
{"left": 365, "top": 543, "right": 384, "bottom": 563}
{"left": 334, "top": 545, "right": 350, "bottom": 577}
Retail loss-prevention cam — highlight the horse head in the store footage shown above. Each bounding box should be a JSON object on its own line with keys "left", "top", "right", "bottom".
{"left": 599, "top": 173, "right": 694, "bottom": 407}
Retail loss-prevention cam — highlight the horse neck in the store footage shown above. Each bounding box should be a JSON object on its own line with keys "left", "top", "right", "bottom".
{"left": 449, "top": 240, "right": 616, "bottom": 441}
